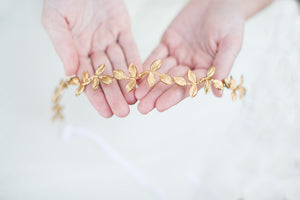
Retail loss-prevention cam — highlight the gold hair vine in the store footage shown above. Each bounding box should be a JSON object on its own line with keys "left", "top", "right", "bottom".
{"left": 52, "top": 59, "right": 246, "bottom": 122}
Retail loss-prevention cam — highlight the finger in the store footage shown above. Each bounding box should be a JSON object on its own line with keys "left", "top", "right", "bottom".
{"left": 118, "top": 31, "right": 142, "bottom": 72}
{"left": 90, "top": 51, "right": 130, "bottom": 118}
{"left": 76, "top": 57, "right": 113, "bottom": 118}
{"left": 137, "top": 62, "right": 180, "bottom": 115}
{"left": 42, "top": 7, "right": 78, "bottom": 76}
{"left": 143, "top": 43, "right": 169, "bottom": 70}
{"left": 155, "top": 68, "right": 207, "bottom": 112}
{"left": 106, "top": 43, "right": 136, "bottom": 105}
{"left": 212, "top": 34, "right": 243, "bottom": 97}
{"left": 135, "top": 57, "right": 177, "bottom": 100}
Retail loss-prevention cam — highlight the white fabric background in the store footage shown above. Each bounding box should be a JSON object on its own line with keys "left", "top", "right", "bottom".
{"left": 0, "top": 0, "right": 299, "bottom": 199}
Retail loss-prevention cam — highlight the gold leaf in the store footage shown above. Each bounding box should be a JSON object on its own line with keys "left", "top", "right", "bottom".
{"left": 76, "top": 85, "right": 85, "bottom": 96}
{"left": 102, "top": 75, "right": 113, "bottom": 85}
{"left": 212, "top": 79, "right": 224, "bottom": 90}
{"left": 62, "top": 82, "right": 68, "bottom": 89}
{"left": 240, "top": 75, "right": 243, "bottom": 85}
{"left": 240, "top": 87, "right": 246, "bottom": 95}
{"left": 126, "top": 79, "right": 136, "bottom": 93}
{"left": 52, "top": 94, "right": 59, "bottom": 102}
{"left": 224, "top": 78, "right": 231, "bottom": 88}
{"left": 82, "top": 71, "right": 89, "bottom": 82}
{"left": 239, "top": 92, "right": 243, "bottom": 99}
{"left": 95, "top": 64, "right": 105, "bottom": 76}
{"left": 150, "top": 59, "right": 162, "bottom": 71}
{"left": 204, "top": 80, "right": 211, "bottom": 94}
{"left": 232, "top": 91, "right": 237, "bottom": 101}
{"left": 188, "top": 69, "right": 197, "bottom": 83}
{"left": 189, "top": 85, "right": 198, "bottom": 98}
{"left": 52, "top": 104, "right": 61, "bottom": 111}
{"left": 206, "top": 66, "right": 215, "bottom": 78}
{"left": 52, "top": 112, "right": 63, "bottom": 122}
{"left": 230, "top": 76, "right": 236, "bottom": 89}
{"left": 91, "top": 77, "right": 100, "bottom": 90}
{"left": 239, "top": 87, "right": 246, "bottom": 99}
{"left": 173, "top": 77, "right": 187, "bottom": 86}
{"left": 128, "top": 63, "right": 138, "bottom": 77}
{"left": 54, "top": 88, "right": 59, "bottom": 94}
{"left": 69, "top": 77, "right": 80, "bottom": 85}
{"left": 59, "top": 80, "right": 64, "bottom": 88}
{"left": 113, "top": 70, "right": 128, "bottom": 80}
{"left": 159, "top": 73, "right": 173, "bottom": 85}
{"left": 147, "top": 72, "right": 156, "bottom": 88}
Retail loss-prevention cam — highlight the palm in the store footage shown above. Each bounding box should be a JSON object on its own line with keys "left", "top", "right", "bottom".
{"left": 43, "top": 0, "right": 142, "bottom": 118}
{"left": 163, "top": 0, "right": 244, "bottom": 69}
{"left": 136, "top": 0, "right": 244, "bottom": 114}
{"left": 161, "top": 28, "right": 213, "bottom": 72}
{"left": 61, "top": 0, "right": 129, "bottom": 56}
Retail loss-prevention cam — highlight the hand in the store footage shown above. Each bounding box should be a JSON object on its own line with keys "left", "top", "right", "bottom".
{"left": 135, "top": 0, "right": 245, "bottom": 114}
{"left": 43, "top": 0, "right": 142, "bottom": 118}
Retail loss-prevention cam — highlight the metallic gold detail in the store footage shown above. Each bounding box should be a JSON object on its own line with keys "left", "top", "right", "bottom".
{"left": 52, "top": 60, "right": 246, "bottom": 122}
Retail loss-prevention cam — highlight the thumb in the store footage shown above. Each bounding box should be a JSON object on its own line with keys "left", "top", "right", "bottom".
{"left": 212, "top": 34, "right": 243, "bottom": 97}
{"left": 42, "top": 7, "right": 78, "bottom": 76}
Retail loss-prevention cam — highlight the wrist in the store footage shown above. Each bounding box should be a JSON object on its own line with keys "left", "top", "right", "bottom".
{"left": 209, "top": 0, "right": 274, "bottom": 19}
{"left": 231, "top": 0, "right": 274, "bottom": 19}
{"left": 206, "top": 0, "right": 247, "bottom": 21}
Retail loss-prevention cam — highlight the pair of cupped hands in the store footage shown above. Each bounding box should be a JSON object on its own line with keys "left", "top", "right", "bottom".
{"left": 43, "top": 0, "right": 245, "bottom": 118}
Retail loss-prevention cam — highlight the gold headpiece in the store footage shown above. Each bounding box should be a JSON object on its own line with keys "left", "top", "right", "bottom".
{"left": 52, "top": 59, "right": 246, "bottom": 122}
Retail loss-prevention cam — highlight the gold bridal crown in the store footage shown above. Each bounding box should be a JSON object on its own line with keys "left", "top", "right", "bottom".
{"left": 52, "top": 59, "right": 246, "bottom": 122}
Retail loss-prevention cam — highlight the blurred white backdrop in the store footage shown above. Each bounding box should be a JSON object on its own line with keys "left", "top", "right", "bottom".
{"left": 0, "top": 0, "right": 300, "bottom": 199}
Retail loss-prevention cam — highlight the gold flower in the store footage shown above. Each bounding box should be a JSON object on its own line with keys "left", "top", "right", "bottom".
{"left": 146, "top": 59, "right": 162, "bottom": 88}
{"left": 52, "top": 59, "right": 246, "bottom": 122}
{"left": 126, "top": 63, "right": 138, "bottom": 92}
{"left": 203, "top": 66, "right": 216, "bottom": 94}
{"left": 75, "top": 71, "right": 89, "bottom": 96}
{"left": 188, "top": 69, "right": 198, "bottom": 97}
{"left": 238, "top": 75, "right": 246, "bottom": 99}
{"left": 92, "top": 64, "right": 105, "bottom": 90}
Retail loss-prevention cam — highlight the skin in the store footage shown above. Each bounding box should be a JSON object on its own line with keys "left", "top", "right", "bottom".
{"left": 43, "top": 0, "right": 274, "bottom": 117}
{"left": 42, "top": 0, "right": 142, "bottom": 118}
{"left": 136, "top": 0, "right": 274, "bottom": 114}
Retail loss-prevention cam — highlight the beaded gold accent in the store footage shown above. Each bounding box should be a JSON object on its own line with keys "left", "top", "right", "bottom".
{"left": 52, "top": 59, "right": 246, "bottom": 122}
